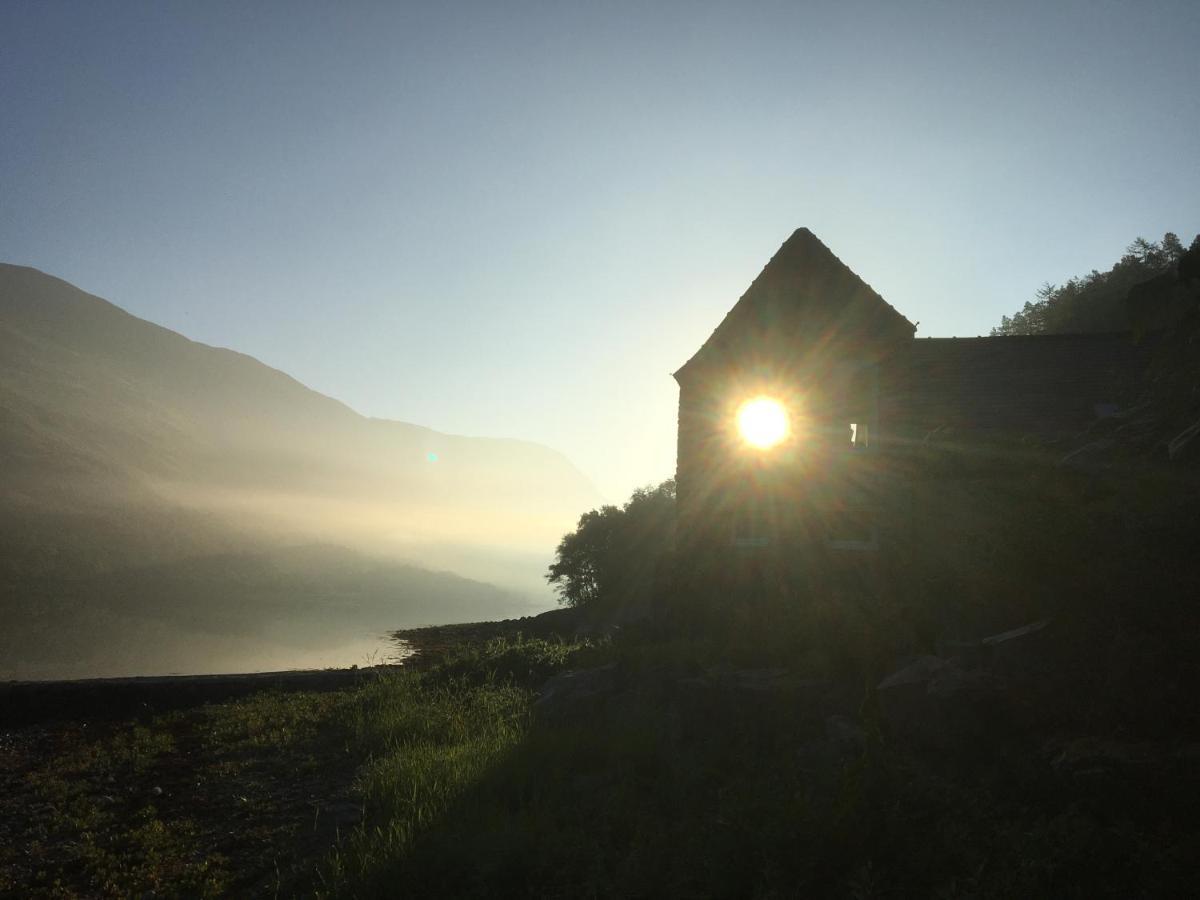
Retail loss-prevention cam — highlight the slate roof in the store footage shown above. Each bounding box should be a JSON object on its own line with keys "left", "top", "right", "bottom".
{"left": 905, "top": 333, "right": 1155, "bottom": 438}
{"left": 675, "top": 229, "right": 915, "bottom": 380}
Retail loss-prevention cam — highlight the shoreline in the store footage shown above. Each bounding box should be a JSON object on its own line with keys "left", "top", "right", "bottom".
{"left": 1, "top": 606, "right": 581, "bottom": 726}
{"left": 0, "top": 664, "right": 404, "bottom": 727}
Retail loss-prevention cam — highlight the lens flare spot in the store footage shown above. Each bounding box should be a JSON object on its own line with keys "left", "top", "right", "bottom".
{"left": 426, "top": 452, "right": 439, "bottom": 463}
{"left": 737, "top": 397, "right": 789, "bottom": 449}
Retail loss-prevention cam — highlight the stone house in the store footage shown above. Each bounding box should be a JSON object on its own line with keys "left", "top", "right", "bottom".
{"left": 673, "top": 229, "right": 1151, "bottom": 561}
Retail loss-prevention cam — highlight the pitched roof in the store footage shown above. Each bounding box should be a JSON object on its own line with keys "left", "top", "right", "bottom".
{"left": 905, "top": 333, "right": 1154, "bottom": 437}
{"left": 675, "top": 229, "right": 915, "bottom": 379}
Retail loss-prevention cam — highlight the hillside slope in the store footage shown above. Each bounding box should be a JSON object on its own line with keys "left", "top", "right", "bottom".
{"left": 0, "top": 264, "right": 602, "bottom": 677}
{"left": 0, "top": 263, "right": 601, "bottom": 588}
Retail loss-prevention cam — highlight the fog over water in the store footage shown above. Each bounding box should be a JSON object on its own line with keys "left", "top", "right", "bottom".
{"left": 0, "top": 265, "right": 589, "bottom": 680}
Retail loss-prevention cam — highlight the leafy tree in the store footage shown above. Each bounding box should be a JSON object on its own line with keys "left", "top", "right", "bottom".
{"left": 547, "top": 479, "right": 675, "bottom": 609}
{"left": 992, "top": 233, "right": 1188, "bottom": 336}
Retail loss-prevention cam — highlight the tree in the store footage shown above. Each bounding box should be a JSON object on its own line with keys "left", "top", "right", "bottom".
{"left": 992, "top": 233, "right": 1189, "bottom": 336}
{"left": 547, "top": 479, "right": 675, "bottom": 609}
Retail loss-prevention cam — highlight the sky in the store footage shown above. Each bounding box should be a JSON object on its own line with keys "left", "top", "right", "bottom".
{"left": 3, "top": 0, "right": 1198, "bottom": 501}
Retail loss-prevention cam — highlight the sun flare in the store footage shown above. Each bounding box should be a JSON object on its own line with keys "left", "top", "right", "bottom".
{"left": 736, "top": 397, "right": 789, "bottom": 449}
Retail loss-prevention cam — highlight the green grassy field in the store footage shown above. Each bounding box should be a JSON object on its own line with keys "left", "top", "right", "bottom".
{"left": 4, "top": 628, "right": 1198, "bottom": 898}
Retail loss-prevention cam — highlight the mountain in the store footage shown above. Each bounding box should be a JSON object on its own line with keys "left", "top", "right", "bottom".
{"left": 0, "top": 263, "right": 602, "bottom": 678}
{"left": 0, "top": 263, "right": 600, "bottom": 580}
{"left": 1, "top": 543, "right": 546, "bottom": 680}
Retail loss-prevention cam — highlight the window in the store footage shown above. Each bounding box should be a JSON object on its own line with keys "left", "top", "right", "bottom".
{"left": 732, "top": 508, "right": 771, "bottom": 548}
{"left": 843, "top": 363, "right": 878, "bottom": 451}
{"left": 826, "top": 508, "right": 877, "bottom": 551}
{"left": 849, "top": 422, "right": 869, "bottom": 449}
{"left": 830, "top": 360, "right": 879, "bottom": 549}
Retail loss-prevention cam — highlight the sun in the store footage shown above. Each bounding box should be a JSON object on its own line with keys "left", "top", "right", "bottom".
{"left": 737, "top": 396, "right": 789, "bottom": 449}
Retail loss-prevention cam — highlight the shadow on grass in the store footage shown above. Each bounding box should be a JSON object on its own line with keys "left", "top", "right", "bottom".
{"left": 313, "top": 630, "right": 1200, "bottom": 900}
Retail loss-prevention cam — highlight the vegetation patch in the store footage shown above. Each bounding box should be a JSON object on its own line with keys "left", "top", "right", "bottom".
{"left": 0, "top": 688, "right": 359, "bottom": 897}
{"left": 5, "top": 627, "right": 1200, "bottom": 897}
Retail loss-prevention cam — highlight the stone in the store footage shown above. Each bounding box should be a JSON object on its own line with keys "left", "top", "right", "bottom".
{"left": 877, "top": 655, "right": 1001, "bottom": 751}
{"left": 824, "top": 714, "right": 867, "bottom": 756}
{"left": 322, "top": 801, "right": 363, "bottom": 826}
{"left": 927, "top": 663, "right": 999, "bottom": 701}
{"left": 1167, "top": 419, "right": 1200, "bottom": 460}
{"left": 876, "top": 656, "right": 950, "bottom": 748}
{"left": 533, "top": 663, "right": 620, "bottom": 721}
{"left": 725, "top": 667, "right": 792, "bottom": 692}
{"left": 981, "top": 619, "right": 1049, "bottom": 647}
{"left": 983, "top": 619, "right": 1054, "bottom": 690}
{"left": 877, "top": 655, "right": 948, "bottom": 691}
{"left": 1057, "top": 438, "right": 1116, "bottom": 469}
{"left": 795, "top": 716, "right": 868, "bottom": 772}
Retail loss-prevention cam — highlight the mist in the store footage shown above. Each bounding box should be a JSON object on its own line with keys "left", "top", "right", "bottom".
{"left": 0, "top": 263, "right": 602, "bottom": 679}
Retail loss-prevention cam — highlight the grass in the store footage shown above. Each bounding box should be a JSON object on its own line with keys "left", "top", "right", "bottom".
{"left": 0, "top": 635, "right": 589, "bottom": 898}
{"left": 316, "top": 629, "right": 1199, "bottom": 899}
{"left": 316, "top": 675, "right": 533, "bottom": 895}
{"left": 5, "top": 629, "right": 1199, "bottom": 898}
{"left": 1, "top": 688, "right": 361, "bottom": 897}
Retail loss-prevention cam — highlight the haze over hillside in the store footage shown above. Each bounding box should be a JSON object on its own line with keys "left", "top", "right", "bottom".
{"left": 0, "top": 263, "right": 603, "bottom": 678}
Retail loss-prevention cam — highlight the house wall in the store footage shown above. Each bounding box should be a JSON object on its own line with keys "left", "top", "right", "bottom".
{"left": 900, "top": 334, "right": 1152, "bottom": 441}
{"left": 674, "top": 337, "right": 911, "bottom": 557}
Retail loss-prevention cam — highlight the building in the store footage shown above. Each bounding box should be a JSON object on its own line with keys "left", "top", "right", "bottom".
{"left": 673, "top": 229, "right": 1152, "bottom": 563}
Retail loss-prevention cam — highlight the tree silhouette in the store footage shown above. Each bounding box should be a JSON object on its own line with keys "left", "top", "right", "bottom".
{"left": 547, "top": 480, "right": 675, "bottom": 609}
{"left": 992, "top": 233, "right": 1188, "bottom": 336}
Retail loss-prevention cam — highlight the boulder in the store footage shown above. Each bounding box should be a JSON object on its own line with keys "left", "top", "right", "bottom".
{"left": 795, "top": 715, "right": 868, "bottom": 772}
{"left": 877, "top": 655, "right": 948, "bottom": 692}
{"left": 1167, "top": 418, "right": 1200, "bottom": 461}
{"left": 982, "top": 619, "right": 1053, "bottom": 689}
{"left": 533, "top": 663, "right": 620, "bottom": 721}
{"left": 721, "top": 667, "right": 793, "bottom": 693}
{"left": 824, "top": 714, "right": 867, "bottom": 756}
{"left": 876, "top": 656, "right": 950, "bottom": 748}
{"left": 1057, "top": 438, "right": 1116, "bottom": 469}
{"left": 877, "top": 655, "right": 1001, "bottom": 751}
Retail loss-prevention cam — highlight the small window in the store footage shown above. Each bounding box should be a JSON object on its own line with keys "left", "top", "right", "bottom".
{"left": 842, "top": 364, "right": 878, "bottom": 452}
{"left": 826, "top": 508, "right": 877, "bottom": 551}
{"left": 732, "top": 509, "right": 771, "bottom": 548}
{"left": 849, "top": 422, "right": 869, "bottom": 449}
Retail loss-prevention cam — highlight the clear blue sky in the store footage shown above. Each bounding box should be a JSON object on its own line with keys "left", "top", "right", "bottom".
{"left": 3, "top": 1, "right": 1198, "bottom": 500}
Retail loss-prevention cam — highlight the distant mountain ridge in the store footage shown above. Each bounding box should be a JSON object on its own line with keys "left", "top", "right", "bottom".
{"left": 0, "top": 262, "right": 602, "bottom": 678}
{"left": 0, "top": 262, "right": 601, "bottom": 589}
{"left": 1, "top": 542, "right": 540, "bottom": 680}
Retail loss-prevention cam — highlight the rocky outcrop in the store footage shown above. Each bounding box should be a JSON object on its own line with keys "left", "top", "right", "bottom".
{"left": 533, "top": 663, "right": 621, "bottom": 721}
{"left": 876, "top": 620, "right": 1053, "bottom": 751}
{"left": 533, "top": 662, "right": 836, "bottom": 732}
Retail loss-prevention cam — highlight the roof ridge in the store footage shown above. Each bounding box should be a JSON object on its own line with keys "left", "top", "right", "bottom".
{"left": 675, "top": 229, "right": 915, "bottom": 378}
